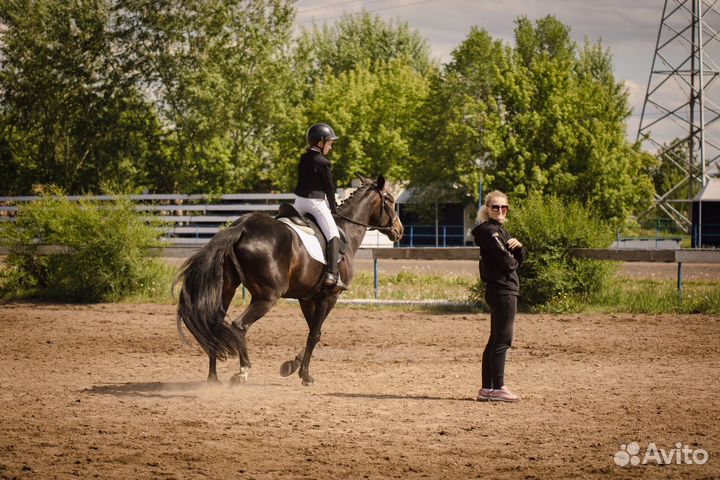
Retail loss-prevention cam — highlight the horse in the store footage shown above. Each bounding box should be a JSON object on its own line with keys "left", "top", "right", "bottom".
{"left": 175, "top": 174, "right": 403, "bottom": 386}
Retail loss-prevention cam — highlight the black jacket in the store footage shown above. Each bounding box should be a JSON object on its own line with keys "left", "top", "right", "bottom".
{"left": 294, "top": 149, "right": 337, "bottom": 211}
{"left": 472, "top": 220, "right": 527, "bottom": 296}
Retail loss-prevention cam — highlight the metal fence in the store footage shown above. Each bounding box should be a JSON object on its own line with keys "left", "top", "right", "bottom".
{"left": 397, "top": 224, "right": 466, "bottom": 247}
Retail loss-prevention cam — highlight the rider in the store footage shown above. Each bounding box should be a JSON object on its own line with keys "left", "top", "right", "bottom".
{"left": 294, "top": 123, "right": 347, "bottom": 291}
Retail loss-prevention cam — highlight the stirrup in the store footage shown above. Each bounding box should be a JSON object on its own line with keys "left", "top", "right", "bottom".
{"left": 323, "top": 272, "right": 347, "bottom": 292}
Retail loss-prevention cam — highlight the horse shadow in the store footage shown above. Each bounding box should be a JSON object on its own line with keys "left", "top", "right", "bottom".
{"left": 84, "top": 381, "right": 207, "bottom": 399}
{"left": 85, "top": 383, "right": 477, "bottom": 402}
{"left": 84, "top": 380, "right": 299, "bottom": 399}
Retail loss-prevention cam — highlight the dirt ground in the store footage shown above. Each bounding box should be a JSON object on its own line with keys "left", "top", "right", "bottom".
{"left": 1, "top": 301, "right": 719, "bottom": 479}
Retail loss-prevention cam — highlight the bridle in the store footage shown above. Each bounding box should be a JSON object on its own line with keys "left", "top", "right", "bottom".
{"left": 334, "top": 188, "right": 399, "bottom": 233}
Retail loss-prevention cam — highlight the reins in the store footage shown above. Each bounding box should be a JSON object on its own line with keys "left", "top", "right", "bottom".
{"left": 334, "top": 189, "right": 398, "bottom": 233}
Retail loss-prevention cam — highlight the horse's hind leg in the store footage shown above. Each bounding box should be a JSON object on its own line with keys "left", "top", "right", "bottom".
{"left": 228, "top": 297, "right": 277, "bottom": 384}
{"left": 208, "top": 353, "right": 220, "bottom": 384}
{"left": 206, "top": 265, "right": 239, "bottom": 384}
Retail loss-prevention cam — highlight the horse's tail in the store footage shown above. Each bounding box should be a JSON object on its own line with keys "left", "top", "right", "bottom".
{"left": 174, "top": 224, "right": 245, "bottom": 361}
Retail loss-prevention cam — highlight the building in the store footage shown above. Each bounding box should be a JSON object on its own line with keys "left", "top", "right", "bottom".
{"left": 691, "top": 178, "right": 720, "bottom": 247}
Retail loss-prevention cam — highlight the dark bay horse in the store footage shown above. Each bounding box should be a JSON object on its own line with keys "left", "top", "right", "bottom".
{"left": 175, "top": 174, "right": 403, "bottom": 386}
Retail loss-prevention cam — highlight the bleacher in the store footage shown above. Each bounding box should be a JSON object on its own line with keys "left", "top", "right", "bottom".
{"left": 0, "top": 193, "right": 294, "bottom": 245}
{"left": 0, "top": 193, "right": 395, "bottom": 248}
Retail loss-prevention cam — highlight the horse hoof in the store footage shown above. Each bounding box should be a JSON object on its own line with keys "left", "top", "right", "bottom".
{"left": 230, "top": 368, "right": 250, "bottom": 385}
{"left": 207, "top": 376, "right": 221, "bottom": 385}
{"left": 301, "top": 377, "right": 315, "bottom": 386}
{"left": 279, "top": 361, "right": 298, "bottom": 377}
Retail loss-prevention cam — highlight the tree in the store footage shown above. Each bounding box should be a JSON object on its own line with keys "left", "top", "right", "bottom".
{"left": 310, "top": 61, "right": 429, "bottom": 188}
{"left": 115, "top": 0, "right": 296, "bottom": 193}
{"left": 297, "top": 11, "right": 434, "bottom": 80}
{"left": 408, "top": 16, "right": 656, "bottom": 224}
{"left": 0, "top": 0, "right": 164, "bottom": 195}
{"left": 272, "top": 12, "right": 436, "bottom": 190}
{"left": 408, "top": 27, "right": 508, "bottom": 204}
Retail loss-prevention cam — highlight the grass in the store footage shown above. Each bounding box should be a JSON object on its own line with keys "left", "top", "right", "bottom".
{"left": 116, "top": 267, "right": 477, "bottom": 305}
{"left": 588, "top": 278, "right": 720, "bottom": 314}
{"left": 3, "top": 261, "right": 719, "bottom": 314}
{"left": 103, "top": 268, "right": 720, "bottom": 315}
{"left": 344, "top": 271, "right": 475, "bottom": 301}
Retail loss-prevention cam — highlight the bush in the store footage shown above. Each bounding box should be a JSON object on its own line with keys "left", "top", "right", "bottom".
{"left": 469, "top": 193, "right": 617, "bottom": 312}
{"left": 0, "top": 191, "right": 170, "bottom": 302}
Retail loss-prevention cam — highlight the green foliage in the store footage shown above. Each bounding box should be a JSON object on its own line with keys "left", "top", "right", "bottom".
{"left": 408, "top": 27, "right": 507, "bottom": 204}
{"left": 115, "top": 0, "right": 296, "bottom": 193}
{"left": 273, "top": 12, "right": 436, "bottom": 190}
{"left": 0, "top": 5, "right": 658, "bottom": 231}
{"left": 298, "top": 11, "right": 435, "bottom": 79}
{"left": 345, "top": 271, "right": 474, "bottom": 302}
{"left": 0, "top": 0, "right": 296, "bottom": 195}
{"left": 469, "top": 193, "right": 617, "bottom": 311}
{"left": 409, "top": 16, "right": 656, "bottom": 224}
{"left": 0, "top": 0, "right": 166, "bottom": 195}
{"left": 294, "top": 60, "right": 430, "bottom": 188}
{"left": 0, "top": 191, "right": 170, "bottom": 301}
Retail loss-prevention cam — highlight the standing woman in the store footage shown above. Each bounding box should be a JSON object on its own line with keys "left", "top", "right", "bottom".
{"left": 294, "top": 123, "right": 347, "bottom": 291}
{"left": 471, "top": 191, "right": 527, "bottom": 402}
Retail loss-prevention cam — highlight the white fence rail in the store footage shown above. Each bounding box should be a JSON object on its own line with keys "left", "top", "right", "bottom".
{"left": 0, "top": 193, "right": 294, "bottom": 244}
{"left": 0, "top": 193, "right": 394, "bottom": 248}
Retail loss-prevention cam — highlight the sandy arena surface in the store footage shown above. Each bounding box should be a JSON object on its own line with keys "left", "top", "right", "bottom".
{"left": 1, "top": 301, "right": 718, "bottom": 479}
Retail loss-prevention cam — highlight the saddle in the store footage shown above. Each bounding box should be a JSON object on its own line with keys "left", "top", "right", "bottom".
{"left": 275, "top": 203, "right": 347, "bottom": 257}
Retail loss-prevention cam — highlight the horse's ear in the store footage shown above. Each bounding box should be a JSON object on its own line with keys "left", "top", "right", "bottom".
{"left": 355, "top": 172, "right": 372, "bottom": 185}
{"left": 376, "top": 175, "right": 385, "bottom": 191}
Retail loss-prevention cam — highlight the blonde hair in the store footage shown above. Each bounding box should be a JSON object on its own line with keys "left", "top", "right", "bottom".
{"left": 476, "top": 190, "right": 508, "bottom": 223}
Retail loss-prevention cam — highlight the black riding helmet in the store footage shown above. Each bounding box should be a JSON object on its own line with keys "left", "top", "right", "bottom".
{"left": 306, "top": 123, "right": 339, "bottom": 148}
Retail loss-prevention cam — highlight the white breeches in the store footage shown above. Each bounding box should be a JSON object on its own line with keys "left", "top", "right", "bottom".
{"left": 294, "top": 195, "right": 340, "bottom": 241}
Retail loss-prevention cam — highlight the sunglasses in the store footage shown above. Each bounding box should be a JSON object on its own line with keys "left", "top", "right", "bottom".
{"left": 490, "top": 204, "right": 509, "bottom": 213}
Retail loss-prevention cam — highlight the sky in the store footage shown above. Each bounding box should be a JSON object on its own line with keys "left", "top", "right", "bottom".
{"left": 293, "top": 0, "right": 711, "bottom": 150}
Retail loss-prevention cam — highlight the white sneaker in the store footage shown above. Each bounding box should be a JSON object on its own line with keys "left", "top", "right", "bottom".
{"left": 490, "top": 386, "right": 520, "bottom": 403}
{"left": 476, "top": 388, "right": 493, "bottom": 402}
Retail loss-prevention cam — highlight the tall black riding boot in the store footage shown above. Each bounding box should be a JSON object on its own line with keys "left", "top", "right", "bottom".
{"left": 323, "top": 237, "right": 347, "bottom": 291}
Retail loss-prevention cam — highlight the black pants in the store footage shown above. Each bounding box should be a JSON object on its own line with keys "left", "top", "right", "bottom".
{"left": 482, "top": 292, "right": 517, "bottom": 389}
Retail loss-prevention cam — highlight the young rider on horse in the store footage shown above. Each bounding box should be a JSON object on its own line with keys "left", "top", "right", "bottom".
{"left": 293, "top": 123, "right": 347, "bottom": 291}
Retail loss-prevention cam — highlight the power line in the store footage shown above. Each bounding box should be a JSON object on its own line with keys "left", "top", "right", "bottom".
{"left": 298, "top": 0, "right": 443, "bottom": 25}
{"left": 297, "top": 0, "right": 388, "bottom": 14}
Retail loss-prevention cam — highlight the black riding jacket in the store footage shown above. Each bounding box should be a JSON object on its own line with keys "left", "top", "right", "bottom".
{"left": 294, "top": 148, "right": 337, "bottom": 212}
{"left": 472, "top": 220, "right": 527, "bottom": 296}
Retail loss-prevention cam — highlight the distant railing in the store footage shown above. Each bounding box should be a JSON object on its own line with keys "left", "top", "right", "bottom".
{"left": 612, "top": 237, "right": 683, "bottom": 249}
{"left": 397, "top": 224, "right": 465, "bottom": 247}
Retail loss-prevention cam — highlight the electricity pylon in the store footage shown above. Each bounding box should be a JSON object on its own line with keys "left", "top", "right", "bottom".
{"left": 637, "top": 0, "right": 720, "bottom": 230}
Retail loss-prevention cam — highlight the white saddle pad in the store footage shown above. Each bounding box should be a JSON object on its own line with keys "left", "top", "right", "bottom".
{"left": 278, "top": 218, "right": 326, "bottom": 264}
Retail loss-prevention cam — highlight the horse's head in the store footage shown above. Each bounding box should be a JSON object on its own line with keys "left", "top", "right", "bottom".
{"left": 353, "top": 173, "right": 404, "bottom": 242}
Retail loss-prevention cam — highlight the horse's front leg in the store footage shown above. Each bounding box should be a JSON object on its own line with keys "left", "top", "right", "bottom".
{"left": 298, "top": 295, "right": 337, "bottom": 386}
{"left": 279, "top": 348, "right": 305, "bottom": 377}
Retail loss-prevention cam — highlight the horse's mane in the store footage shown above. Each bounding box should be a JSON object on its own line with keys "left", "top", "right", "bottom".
{"left": 336, "top": 183, "right": 373, "bottom": 214}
